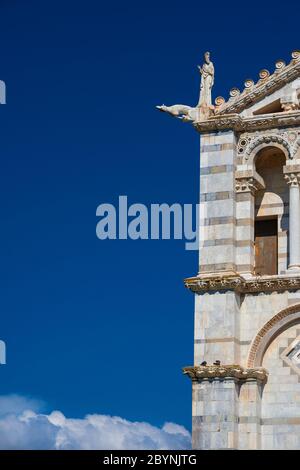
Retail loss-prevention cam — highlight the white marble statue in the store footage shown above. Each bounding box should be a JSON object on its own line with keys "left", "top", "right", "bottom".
{"left": 197, "top": 51, "right": 214, "bottom": 107}
{"left": 156, "top": 51, "right": 215, "bottom": 122}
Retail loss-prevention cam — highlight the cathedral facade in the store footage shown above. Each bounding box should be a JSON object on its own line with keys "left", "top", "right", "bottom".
{"left": 159, "top": 50, "right": 300, "bottom": 449}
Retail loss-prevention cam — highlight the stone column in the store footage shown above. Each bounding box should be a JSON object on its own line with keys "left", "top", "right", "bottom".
{"left": 235, "top": 171, "right": 265, "bottom": 275}
{"left": 284, "top": 172, "right": 300, "bottom": 270}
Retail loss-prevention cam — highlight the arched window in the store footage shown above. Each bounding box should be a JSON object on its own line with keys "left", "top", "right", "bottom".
{"left": 254, "top": 147, "right": 287, "bottom": 275}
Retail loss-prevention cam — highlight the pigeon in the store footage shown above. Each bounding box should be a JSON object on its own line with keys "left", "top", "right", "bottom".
{"left": 200, "top": 361, "right": 207, "bottom": 366}
{"left": 213, "top": 360, "right": 221, "bottom": 366}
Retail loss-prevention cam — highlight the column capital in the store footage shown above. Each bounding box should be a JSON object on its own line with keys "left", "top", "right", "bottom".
{"left": 235, "top": 171, "right": 265, "bottom": 195}
{"left": 284, "top": 172, "right": 300, "bottom": 187}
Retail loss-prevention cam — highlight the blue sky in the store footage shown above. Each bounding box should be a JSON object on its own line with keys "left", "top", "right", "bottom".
{"left": 0, "top": 0, "right": 299, "bottom": 448}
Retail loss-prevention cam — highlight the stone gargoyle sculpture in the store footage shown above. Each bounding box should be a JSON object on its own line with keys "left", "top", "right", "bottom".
{"left": 156, "top": 104, "right": 199, "bottom": 122}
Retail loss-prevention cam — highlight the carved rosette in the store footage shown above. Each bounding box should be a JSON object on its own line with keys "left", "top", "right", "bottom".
{"left": 183, "top": 364, "right": 268, "bottom": 383}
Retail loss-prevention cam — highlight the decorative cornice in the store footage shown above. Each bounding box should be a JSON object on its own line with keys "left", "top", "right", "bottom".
{"left": 193, "top": 110, "right": 300, "bottom": 133}
{"left": 215, "top": 50, "right": 300, "bottom": 115}
{"left": 184, "top": 273, "right": 300, "bottom": 294}
{"left": 183, "top": 364, "right": 268, "bottom": 383}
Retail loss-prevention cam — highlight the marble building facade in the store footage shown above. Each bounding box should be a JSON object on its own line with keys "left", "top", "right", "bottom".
{"left": 159, "top": 50, "right": 300, "bottom": 449}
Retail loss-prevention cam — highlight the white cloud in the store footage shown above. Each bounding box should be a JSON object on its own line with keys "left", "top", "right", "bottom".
{"left": 0, "top": 395, "right": 191, "bottom": 450}
{"left": 0, "top": 394, "right": 44, "bottom": 416}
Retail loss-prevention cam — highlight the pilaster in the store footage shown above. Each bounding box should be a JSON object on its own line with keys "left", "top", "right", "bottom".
{"left": 184, "top": 365, "right": 267, "bottom": 450}
{"left": 199, "top": 131, "right": 237, "bottom": 274}
{"left": 238, "top": 381, "right": 263, "bottom": 449}
{"left": 235, "top": 171, "right": 265, "bottom": 274}
{"left": 194, "top": 289, "right": 241, "bottom": 366}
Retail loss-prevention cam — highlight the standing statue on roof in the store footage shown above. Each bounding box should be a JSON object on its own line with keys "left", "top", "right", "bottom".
{"left": 156, "top": 51, "right": 215, "bottom": 122}
{"left": 197, "top": 51, "right": 214, "bottom": 108}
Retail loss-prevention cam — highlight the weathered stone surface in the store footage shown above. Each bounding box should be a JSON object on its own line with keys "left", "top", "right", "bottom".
{"left": 158, "top": 50, "right": 300, "bottom": 449}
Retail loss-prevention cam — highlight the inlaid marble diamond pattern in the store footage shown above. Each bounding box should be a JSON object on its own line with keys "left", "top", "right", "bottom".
{"left": 280, "top": 329, "right": 300, "bottom": 380}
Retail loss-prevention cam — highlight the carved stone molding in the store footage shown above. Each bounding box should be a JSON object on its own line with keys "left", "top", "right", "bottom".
{"left": 183, "top": 364, "right": 268, "bottom": 383}
{"left": 184, "top": 273, "right": 300, "bottom": 294}
{"left": 193, "top": 111, "right": 300, "bottom": 133}
{"left": 245, "top": 134, "right": 291, "bottom": 160}
{"left": 237, "top": 130, "right": 300, "bottom": 161}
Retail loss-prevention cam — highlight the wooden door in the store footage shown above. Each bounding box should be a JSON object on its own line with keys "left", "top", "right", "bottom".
{"left": 254, "top": 219, "right": 278, "bottom": 275}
